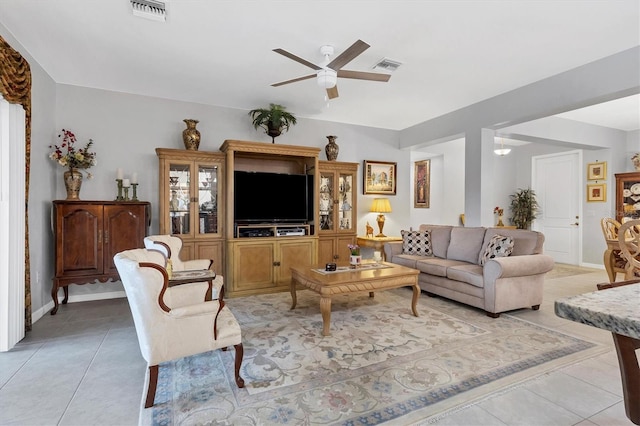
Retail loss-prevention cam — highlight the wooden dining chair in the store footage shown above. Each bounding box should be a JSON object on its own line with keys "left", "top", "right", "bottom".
{"left": 601, "top": 217, "right": 626, "bottom": 282}
{"left": 617, "top": 219, "right": 640, "bottom": 280}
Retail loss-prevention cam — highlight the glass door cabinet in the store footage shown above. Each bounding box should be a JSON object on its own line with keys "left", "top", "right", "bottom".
{"left": 317, "top": 161, "right": 358, "bottom": 265}
{"left": 156, "top": 148, "right": 225, "bottom": 269}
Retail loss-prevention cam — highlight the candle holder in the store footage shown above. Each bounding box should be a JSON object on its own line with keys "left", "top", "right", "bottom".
{"left": 131, "top": 183, "right": 139, "bottom": 201}
{"left": 115, "top": 179, "right": 124, "bottom": 201}
{"left": 123, "top": 186, "right": 130, "bottom": 201}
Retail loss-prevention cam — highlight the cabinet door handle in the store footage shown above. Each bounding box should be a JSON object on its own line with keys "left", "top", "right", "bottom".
{"left": 273, "top": 261, "right": 281, "bottom": 267}
{"left": 98, "top": 230, "right": 102, "bottom": 244}
{"left": 333, "top": 254, "right": 339, "bottom": 259}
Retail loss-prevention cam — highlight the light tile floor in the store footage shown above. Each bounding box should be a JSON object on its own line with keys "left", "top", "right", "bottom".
{"left": 0, "top": 266, "right": 634, "bottom": 425}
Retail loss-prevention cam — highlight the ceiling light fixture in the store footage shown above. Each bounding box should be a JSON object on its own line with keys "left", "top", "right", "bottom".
{"left": 317, "top": 69, "right": 337, "bottom": 89}
{"left": 494, "top": 138, "right": 511, "bottom": 156}
{"left": 131, "top": 0, "right": 166, "bottom": 22}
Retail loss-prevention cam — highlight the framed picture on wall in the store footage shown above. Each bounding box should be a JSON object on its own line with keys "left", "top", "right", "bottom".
{"left": 363, "top": 160, "right": 397, "bottom": 195}
{"left": 414, "top": 160, "right": 430, "bottom": 208}
{"left": 587, "top": 162, "right": 607, "bottom": 180}
{"left": 587, "top": 183, "right": 607, "bottom": 202}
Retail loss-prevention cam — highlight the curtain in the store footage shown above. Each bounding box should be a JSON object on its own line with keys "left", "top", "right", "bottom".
{"left": 0, "top": 35, "right": 32, "bottom": 330}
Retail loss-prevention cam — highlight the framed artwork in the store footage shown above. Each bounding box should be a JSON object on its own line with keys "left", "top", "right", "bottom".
{"left": 587, "top": 162, "right": 607, "bottom": 181}
{"left": 587, "top": 183, "right": 606, "bottom": 202}
{"left": 414, "top": 160, "right": 430, "bottom": 208}
{"left": 364, "top": 160, "right": 397, "bottom": 195}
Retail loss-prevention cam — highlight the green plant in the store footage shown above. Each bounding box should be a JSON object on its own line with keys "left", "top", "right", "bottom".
{"left": 509, "top": 188, "right": 540, "bottom": 229}
{"left": 248, "top": 103, "right": 297, "bottom": 143}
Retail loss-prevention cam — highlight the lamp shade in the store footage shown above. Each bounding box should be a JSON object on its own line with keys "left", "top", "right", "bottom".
{"left": 370, "top": 198, "right": 392, "bottom": 213}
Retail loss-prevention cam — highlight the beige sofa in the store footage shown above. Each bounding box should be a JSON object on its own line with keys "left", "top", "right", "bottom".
{"left": 384, "top": 225, "right": 555, "bottom": 317}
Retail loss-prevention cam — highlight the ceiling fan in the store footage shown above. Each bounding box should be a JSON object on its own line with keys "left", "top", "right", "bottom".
{"left": 271, "top": 40, "right": 392, "bottom": 99}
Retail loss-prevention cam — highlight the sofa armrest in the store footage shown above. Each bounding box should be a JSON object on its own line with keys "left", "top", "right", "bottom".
{"left": 384, "top": 242, "right": 403, "bottom": 261}
{"left": 484, "top": 254, "right": 555, "bottom": 282}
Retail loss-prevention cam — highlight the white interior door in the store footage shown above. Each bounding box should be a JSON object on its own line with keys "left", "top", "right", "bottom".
{"left": 532, "top": 151, "right": 581, "bottom": 265}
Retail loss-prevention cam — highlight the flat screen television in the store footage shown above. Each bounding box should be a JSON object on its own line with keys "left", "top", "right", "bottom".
{"left": 234, "top": 170, "right": 314, "bottom": 223}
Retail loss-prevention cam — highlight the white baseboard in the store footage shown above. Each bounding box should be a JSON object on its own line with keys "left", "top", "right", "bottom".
{"left": 33, "top": 291, "right": 126, "bottom": 324}
{"left": 580, "top": 262, "right": 605, "bottom": 270}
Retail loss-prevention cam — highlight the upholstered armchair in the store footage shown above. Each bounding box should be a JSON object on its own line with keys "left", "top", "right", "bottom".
{"left": 114, "top": 248, "right": 244, "bottom": 408}
{"left": 144, "top": 234, "right": 213, "bottom": 271}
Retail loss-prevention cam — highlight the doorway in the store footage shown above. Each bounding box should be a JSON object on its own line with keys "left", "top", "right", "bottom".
{"left": 532, "top": 150, "right": 581, "bottom": 265}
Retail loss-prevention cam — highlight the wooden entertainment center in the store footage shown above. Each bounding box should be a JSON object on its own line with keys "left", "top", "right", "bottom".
{"left": 155, "top": 140, "right": 359, "bottom": 297}
{"left": 220, "top": 140, "right": 319, "bottom": 296}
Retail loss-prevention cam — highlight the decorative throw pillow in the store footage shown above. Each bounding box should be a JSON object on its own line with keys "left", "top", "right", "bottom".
{"left": 401, "top": 230, "right": 433, "bottom": 256}
{"left": 480, "top": 234, "right": 514, "bottom": 265}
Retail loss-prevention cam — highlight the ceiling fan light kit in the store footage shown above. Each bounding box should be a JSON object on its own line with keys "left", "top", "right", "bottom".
{"left": 271, "top": 39, "right": 392, "bottom": 99}
{"left": 317, "top": 69, "right": 337, "bottom": 89}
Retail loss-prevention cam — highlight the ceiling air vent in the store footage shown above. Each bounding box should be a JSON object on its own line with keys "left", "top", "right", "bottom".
{"left": 131, "top": 0, "right": 166, "bottom": 22}
{"left": 372, "top": 58, "right": 402, "bottom": 72}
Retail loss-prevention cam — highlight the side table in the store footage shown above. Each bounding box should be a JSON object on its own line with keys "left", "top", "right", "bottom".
{"left": 356, "top": 236, "right": 402, "bottom": 261}
{"left": 169, "top": 269, "right": 222, "bottom": 302}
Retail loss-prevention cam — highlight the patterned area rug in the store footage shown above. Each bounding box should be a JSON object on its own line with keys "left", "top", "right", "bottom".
{"left": 141, "top": 288, "right": 605, "bottom": 425}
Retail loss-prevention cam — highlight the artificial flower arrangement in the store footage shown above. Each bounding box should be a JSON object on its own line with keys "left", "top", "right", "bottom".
{"left": 49, "top": 129, "right": 97, "bottom": 178}
{"left": 347, "top": 244, "right": 360, "bottom": 255}
{"left": 632, "top": 153, "right": 640, "bottom": 170}
{"left": 493, "top": 206, "right": 504, "bottom": 216}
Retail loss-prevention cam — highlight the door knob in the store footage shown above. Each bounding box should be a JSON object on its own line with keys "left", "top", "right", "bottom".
{"left": 571, "top": 222, "right": 579, "bottom": 226}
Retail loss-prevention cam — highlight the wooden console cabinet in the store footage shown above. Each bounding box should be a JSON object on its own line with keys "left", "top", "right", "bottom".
{"left": 52, "top": 200, "right": 150, "bottom": 314}
{"left": 317, "top": 160, "right": 358, "bottom": 265}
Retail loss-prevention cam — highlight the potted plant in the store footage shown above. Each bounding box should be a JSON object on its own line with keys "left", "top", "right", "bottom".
{"left": 509, "top": 188, "right": 540, "bottom": 229}
{"left": 248, "top": 103, "right": 297, "bottom": 143}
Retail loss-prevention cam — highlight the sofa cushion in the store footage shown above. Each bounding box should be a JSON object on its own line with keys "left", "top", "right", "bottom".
{"left": 401, "top": 230, "right": 433, "bottom": 256}
{"left": 415, "top": 258, "right": 469, "bottom": 277}
{"left": 446, "top": 227, "right": 487, "bottom": 264}
{"left": 419, "top": 225, "right": 452, "bottom": 258}
{"left": 482, "top": 228, "right": 544, "bottom": 256}
{"left": 479, "top": 234, "right": 515, "bottom": 265}
{"left": 389, "top": 254, "right": 423, "bottom": 269}
{"left": 446, "top": 264, "right": 485, "bottom": 288}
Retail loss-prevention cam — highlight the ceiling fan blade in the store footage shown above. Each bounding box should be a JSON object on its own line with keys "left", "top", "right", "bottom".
{"left": 326, "top": 86, "right": 339, "bottom": 99}
{"left": 271, "top": 74, "right": 316, "bottom": 87}
{"left": 326, "top": 39, "right": 370, "bottom": 70}
{"left": 337, "top": 70, "right": 391, "bottom": 82}
{"left": 273, "top": 48, "right": 322, "bottom": 70}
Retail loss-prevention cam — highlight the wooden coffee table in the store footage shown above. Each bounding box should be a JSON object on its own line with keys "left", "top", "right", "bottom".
{"left": 290, "top": 262, "right": 420, "bottom": 336}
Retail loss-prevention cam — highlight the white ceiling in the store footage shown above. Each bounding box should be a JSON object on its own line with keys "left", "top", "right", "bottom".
{"left": 0, "top": 0, "right": 638, "bottom": 131}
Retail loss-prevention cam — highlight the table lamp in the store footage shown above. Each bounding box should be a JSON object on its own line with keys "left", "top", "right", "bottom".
{"left": 370, "top": 198, "right": 392, "bottom": 237}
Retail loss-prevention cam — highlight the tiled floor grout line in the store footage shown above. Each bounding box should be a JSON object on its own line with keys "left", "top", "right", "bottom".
{"left": 56, "top": 329, "right": 111, "bottom": 426}
{"left": 0, "top": 342, "right": 43, "bottom": 391}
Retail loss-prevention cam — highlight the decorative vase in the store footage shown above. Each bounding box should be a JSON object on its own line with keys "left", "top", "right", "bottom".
{"left": 350, "top": 254, "right": 362, "bottom": 268}
{"left": 497, "top": 215, "right": 505, "bottom": 227}
{"left": 182, "top": 119, "right": 201, "bottom": 151}
{"left": 633, "top": 155, "right": 640, "bottom": 171}
{"left": 63, "top": 170, "right": 83, "bottom": 200}
{"left": 325, "top": 135, "right": 339, "bottom": 161}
